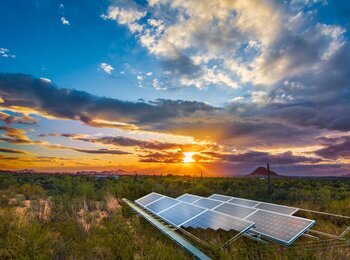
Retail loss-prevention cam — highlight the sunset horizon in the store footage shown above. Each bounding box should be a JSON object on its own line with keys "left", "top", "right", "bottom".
{"left": 1, "top": 1, "right": 350, "bottom": 177}
{"left": 0, "top": 1, "right": 349, "bottom": 258}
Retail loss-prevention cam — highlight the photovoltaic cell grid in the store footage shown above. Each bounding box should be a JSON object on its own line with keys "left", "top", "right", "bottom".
{"left": 228, "top": 198, "right": 259, "bottom": 207}
{"left": 137, "top": 193, "right": 256, "bottom": 233}
{"left": 135, "top": 192, "right": 163, "bottom": 206}
{"left": 246, "top": 210, "right": 315, "bottom": 245}
{"left": 177, "top": 194, "right": 202, "bottom": 203}
{"left": 193, "top": 198, "right": 223, "bottom": 209}
{"left": 159, "top": 202, "right": 205, "bottom": 226}
{"left": 183, "top": 210, "right": 254, "bottom": 232}
{"left": 209, "top": 194, "right": 299, "bottom": 216}
{"left": 209, "top": 194, "right": 232, "bottom": 202}
{"left": 255, "top": 202, "right": 298, "bottom": 215}
{"left": 214, "top": 202, "right": 257, "bottom": 219}
{"left": 147, "top": 197, "right": 179, "bottom": 214}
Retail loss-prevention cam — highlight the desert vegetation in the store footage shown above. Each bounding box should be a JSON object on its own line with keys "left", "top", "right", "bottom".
{"left": 0, "top": 173, "right": 349, "bottom": 259}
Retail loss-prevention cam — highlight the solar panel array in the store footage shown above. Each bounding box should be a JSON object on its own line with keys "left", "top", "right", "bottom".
{"left": 136, "top": 192, "right": 255, "bottom": 233}
{"left": 135, "top": 192, "right": 315, "bottom": 245}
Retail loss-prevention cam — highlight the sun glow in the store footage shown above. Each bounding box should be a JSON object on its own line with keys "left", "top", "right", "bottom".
{"left": 183, "top": 152, "right": 196, "bottom": 163}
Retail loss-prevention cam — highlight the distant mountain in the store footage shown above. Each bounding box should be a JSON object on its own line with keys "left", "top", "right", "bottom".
{"left": 247, "top": 167, "right": 280, "bottom": 177}
{"left": 18, "top": 169, "right": 37, "bottom": 174}
{"left": 343, "top": 173, "right": 350, "bottom": 177}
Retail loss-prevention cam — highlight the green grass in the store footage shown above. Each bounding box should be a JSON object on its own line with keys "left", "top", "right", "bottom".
{"left": 0, "top": 173, "right": 349, "bottom": 259}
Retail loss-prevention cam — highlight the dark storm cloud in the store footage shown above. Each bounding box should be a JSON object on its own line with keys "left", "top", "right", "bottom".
{"left": 0, "top": 72, "right": 349, "bottom": 153}
{"left": 204, "top": 150, "right": 323, "bottom": 165}
{"left": 314, "top": 136, "right": 350, "bottom": 159}
{"left": 0, "top": 73, "right": 215, "bottom": 129}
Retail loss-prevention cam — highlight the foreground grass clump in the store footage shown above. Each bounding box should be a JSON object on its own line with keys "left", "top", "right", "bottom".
{"left": 0, "top": 173, "right": 349, "bottom": 259}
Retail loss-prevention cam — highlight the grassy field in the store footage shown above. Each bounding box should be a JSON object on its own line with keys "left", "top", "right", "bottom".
{"left": 0, "top": 173, "right": 349, "bottom": 259}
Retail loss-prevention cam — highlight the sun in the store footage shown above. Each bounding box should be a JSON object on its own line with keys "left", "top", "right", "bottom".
{"left": 183, "top": 152, "right": 196, "bottom": 163}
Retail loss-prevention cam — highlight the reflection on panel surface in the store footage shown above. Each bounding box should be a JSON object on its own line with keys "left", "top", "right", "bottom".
{"left": 177, "top": 194, "right": 201, "bottom": 203}
{"left": 214, "top": 203, "right": 257, "bottom": 219}
{"left": 193, "top": 198, "right": 222, "bottom": 209}
{"left": 183, "top": 210, "right": 254, "bottom": 232}
{"left": 147, "top": 197, "right": 179, "bottom": 213}
{"left": 254, "top": 202, "right": 298, "bottom": 215}
{"left": 208, "top": 194, "right": 232, "bottom": 202}
{"left": 229, "top": 197, "right": 259, "bottom": 207}
{"left": 159, "top": 202, "right": 205, "bottom": 226}
{"left": 246, "top": 210, "right": 315, "bottom": 245}
{"left": 136, "top": 192, "right": 163, "bottom": 206}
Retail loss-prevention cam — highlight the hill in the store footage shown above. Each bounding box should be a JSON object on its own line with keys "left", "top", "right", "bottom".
{"left": 247, "top": 167, "right": 280, "bottom": 177}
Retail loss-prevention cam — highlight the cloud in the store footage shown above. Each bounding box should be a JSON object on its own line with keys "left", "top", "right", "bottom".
{"left": 0, "top": 72, "right": 349, "bottom": 163}
{"left": 204, "top": 150, "right": 323, "bottom": 165}
{"left": 101, "top": 6, "right": 146, "bottom": 33}
{"left": 0, "top": 126, "right": 32, "bottom": 144}
{"left": 99, "top": 63, "right": 114, "bottom": 74}
{"left": 70, "top": 148, "right": 131, "bottom": 155}
{"left": 101, "top": 0, "right": 349, "bottom": 99}
{"left": 314, "top": 136, "right": 350, "bottom": 159}
{"left": 0, "top": 48, "right": 16, "bottom": 58}
{"left": 0, "top": 148, "right": 28, "bottom": 154}
{"left": 39, "top": 77, "right": 51, "bottom": 83}
{"left": 39, "top": 133, "right": 207, "bottom": 152}
{"left": 0, "top": 111, "right": 37, "bottom": 125}
{"left": 0, "top": 125, "right": 130, "bottom": 156}
{"left": 139, "top": 151, "right": 184, "bottom": 163}
{"left": 0, "top": 73, "right": 215, "bottom": 130}
{"left": 0, "top": 155, "right": 18, "bottom": 160}
{"left": 61, "top": 17, "right": 70, "bottom": 25}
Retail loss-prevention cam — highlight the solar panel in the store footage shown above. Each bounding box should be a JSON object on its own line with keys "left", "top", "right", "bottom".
{"left": 146, "top": 197, "right": 179, "bottom": 213}
{"left": 229, "top": 197, "right": 260, "bottom": 207}
{"left": 245, "top": 210, "right": 315, "bottom": 245}
{"left": 208, "top": 194, "right": 232, "bottom": 202}
{"left": 214, "top": 203, "right": 257, "bottom": 219}
{"left": 177, "top": 194, "right": 202, "bottom": 203}
{"left": 159, "top": 202, "right": 206, "bottom": 227}
{"left": 134, "top": 192, "right": 315, "bottom": 245}
{"left": 136, "top": 192, "right": 164, "bottom": 206}
{"left": 182, "top": 210, "right": 255, "bottom": 232}
{"left": 193, "top": 198, "right": 223, "bottom": 209}
{"left": 254, "top": 202, "right": 299, "bottom": 215}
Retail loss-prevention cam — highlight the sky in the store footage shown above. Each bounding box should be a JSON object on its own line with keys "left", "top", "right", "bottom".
{"left": 0, "top": 0, "right": 349, "bottom": 176}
